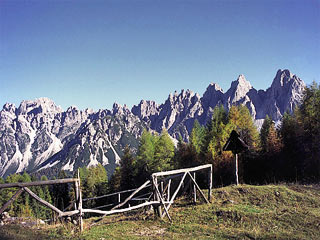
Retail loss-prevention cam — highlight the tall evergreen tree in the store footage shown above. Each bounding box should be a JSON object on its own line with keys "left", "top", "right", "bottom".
{"left": 135, "top": 129, "right": 157, "bottom": 181}
{"left": 120, "top": 145, "right": 136, "bottom": 190}
{"left": 265, "top": 122, "right": 283, "bottom": 154}
{"left": 153, "top": 130, "right": 175, "bottom": 173}
{"left": 190, "top": 120, "right": 205, "bottom": 154}
{"left": 228, "top": 105, "right": 260, "bottom": 150}
{"left": 297, "top": 82, "right": 320, "bottom": 180}
{"left": 260, "top": 115, "right": 273, "bottom": 152}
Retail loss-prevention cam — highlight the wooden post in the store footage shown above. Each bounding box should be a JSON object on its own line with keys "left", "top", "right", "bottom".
{"left": 77, "top": 170, "right": 83, "bottom": 232}
{"left": 153, "top": 176, "right": 162, "bottom": 218}
{"left": 167, "top": 179, "right": 171, "bottom": 202}
{"left": 160, "top": 181, "right": 164, "bottom": 196}
{"left": 193, "top": 172, "right": 197, "bottom": 203}
{"left": 187, "top": 172, "right": 209, "bottom": 204}
{"left": 153, "top": 181, "right": 172, "bottom": 222}
{"left": 161, "top": 172, "right": 187, "bottom": 218}
{"left": 208, "top": 165, "right": 212, "bottom": 202}
{"left": 235, "top": 153, "right": 239, "bottom": 186}
{"left": 74, "top": 181, "right": 79, "bottom": 210}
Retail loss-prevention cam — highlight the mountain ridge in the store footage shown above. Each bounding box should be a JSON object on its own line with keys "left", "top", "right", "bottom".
{"left": 0, "top": 69, "right": 306, "bottom": 177}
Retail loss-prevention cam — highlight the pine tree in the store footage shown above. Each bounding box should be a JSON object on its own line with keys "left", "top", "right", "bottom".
{"left": 265, "top": 122, "right": 283, "bottom": 154}
{"left": 120, "top": 145, "right": 135, "bottom": 190}
{"left": 109, "top": 167, "right": 121, "bottom": 192}
{"left": 78, "top": 164, "right": 108, "bottom": 208}
{"left": 228, "top": 105, "right": 260, "bottom": 150}
{"left": 297, "top": 82, "right": 320, "bottom": 180}
{"left": 174, "top": 137, "right": 199, "bottom": 168}
{"left": 260, "top": 115, "right": 273, "bottom": 152}
{"left": 205, "top": 105, "right": 232, "bottom": 161}
{"left": 135, "top": 129, "right": 157, "bottom": 181}
{"left": 190, "top": 120, "right": 205, "bottom": 154}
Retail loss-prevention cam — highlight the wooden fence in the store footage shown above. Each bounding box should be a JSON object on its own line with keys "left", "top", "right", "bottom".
{"left": 0, "top": 164, "right": 212, "bottom": 232}
{"left": 0, "top": 175, "right": 84, "bottom": 231}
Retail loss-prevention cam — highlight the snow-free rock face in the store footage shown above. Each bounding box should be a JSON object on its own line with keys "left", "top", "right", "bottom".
{"left": 262, "top": 69, "right": 305, "bottom": 120}
{"left": 131, "top": 69, "right": 305, "bottom": 139}
{"left": 0, "top": 69, "right": 306, "bottom": 178}
{"left": 131, "top": 100, "right": 159, "bottom": 123}
{"left": 0, "top": 99, "right": 145, "bottom": 178}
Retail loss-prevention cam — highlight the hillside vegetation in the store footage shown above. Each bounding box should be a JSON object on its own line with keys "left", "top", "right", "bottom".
{"left": 1, "top": 184, "right": 320, "bottom": 240}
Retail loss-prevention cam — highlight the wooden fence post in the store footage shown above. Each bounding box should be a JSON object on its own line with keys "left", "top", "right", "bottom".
{"left": 167, "top": 179, "right": 171, "bottom": 202}
{"left": 235, "top": 153, "right": 239, "bottom": 186}
{"left": 77, "top": 170, "right": 83, "bottom": 232}
{"left": 208, "top": 165, "right": 212, "bottom": 202}
{"left": 152, "top": 176, "right": 162, "bottom": 218}
{"left": 193, "top": 172, "right": 197, "bottom": 203}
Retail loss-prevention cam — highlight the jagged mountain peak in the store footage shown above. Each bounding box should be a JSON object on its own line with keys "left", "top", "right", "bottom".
{"left": 168, "top": 89, "right": 198, "bottom": 103}
{"left": 2, "top": 103, "right": 16, "bottom": 113}
{"left": 272, "top": 69, "right": 303, "bottom": 88}
{"left": 112, "top": 102, "right": 131, "bottom": 116}
{"left": 207, "top": 82, "right": 223, "bottom": 92}
{"left": 226, "top": 74, "right": 253, "bottom": 104}
{"left": 66, "top": 105, "right": 79, "bottom": 112}
{"left": 131, "top": 100, "right": 159, "bottom": 120}
{"left": 233, "top": 74, "right": 252, "bottom": 90}
{"left": 17, "top": 97, "right": 63, "bottom": 116}
{"left": 201, "top": 82, "right": 224, "bottom": 109}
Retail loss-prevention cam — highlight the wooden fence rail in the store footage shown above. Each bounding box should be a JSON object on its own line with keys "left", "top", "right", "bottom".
{"left": 0, "top": 164, "right": 213, "bottom": 231}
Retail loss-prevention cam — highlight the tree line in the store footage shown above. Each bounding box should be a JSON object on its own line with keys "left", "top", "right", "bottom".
{"left": 113, "top": 82, "right": 320, "bottom": 188}
{"left": 0, "top": 82, "right": 319, "bottom": 218}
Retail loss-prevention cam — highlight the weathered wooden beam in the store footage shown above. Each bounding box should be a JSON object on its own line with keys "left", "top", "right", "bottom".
{"left": 0, "top": 178, "right": 78, "bottom": 189}
{"left": 77, "top": 170, "right": 83, "bottom": 232}
{"left": 187, "top": 172, "right": 209, "bottom": 204}
{"left": 59, "top": 210, "right": 80, "bottom": 217}
{"left": 63, "top": 202, "right": 74, "bottom": 212}
{"left": 152, "top": 177, "right": 162, "bottom": 217}
{"left": 112, "top": 180, "right": 150, "bottom": 210}
{"left": 153, "top": 179, "right": 172, "bottom": 222}
{"left": 152, "top": 164, "right": 212, "bottom": 177}
{"left": 0, "top": 188, "right": 24, "bottom": 214}
{"left": 83, "top": 201, "right": 160, "bottom": 215}
{"left": 235, "top": 153, "right": 239, "bottom": 186}
{"left": 83, "top": 186, "right": 151, "bottom": 202}
{"left": 23, "top": 187, "right": 63, "bottom": 215}
{"left": 193, "top": 172, "right": 197, "bottom": 203}
{"left": 161, "top": 172, "right": 187, "bottom": 218}
{"left": 167, "top": 179, "right": 171, "bottom": 202}
{"left": 208, "top": 165, "right": 213, "bottom": 202}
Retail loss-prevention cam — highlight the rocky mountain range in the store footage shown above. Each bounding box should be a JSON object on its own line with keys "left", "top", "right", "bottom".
{"left": 0, "top": 69, "right": 305, "bottom": 178}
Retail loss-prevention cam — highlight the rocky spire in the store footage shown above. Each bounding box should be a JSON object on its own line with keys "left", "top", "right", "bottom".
{"left": 201, "top": 83, "right": 224, "bottom": 109}
{"left": 226, "top": 74, "right": 253, "bottom": 103}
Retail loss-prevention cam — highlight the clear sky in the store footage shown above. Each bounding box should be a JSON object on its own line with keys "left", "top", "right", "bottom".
{"left": 1, "top": 0, "right": 319, "bottom": 111}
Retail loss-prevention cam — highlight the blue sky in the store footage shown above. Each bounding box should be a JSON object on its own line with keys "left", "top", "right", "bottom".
{"left": 1, "top": 0, "right": 319, "bottom": 111}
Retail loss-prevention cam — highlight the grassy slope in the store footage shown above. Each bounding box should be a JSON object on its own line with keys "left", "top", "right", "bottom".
{"left": 1, "top": 184, "right": 320, "bottom": 240}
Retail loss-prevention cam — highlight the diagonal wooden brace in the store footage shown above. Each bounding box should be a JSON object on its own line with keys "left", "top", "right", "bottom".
{"left": 112, "top": 180, "right": 150, "bottom": 210}
{"left": 0, "top": 188, "right": 24, "bottom": 215}
{"left": 153, "top": 178, "right": 172, "bottom": 222}
{"left": 187, "top": 172, "right": 209, "bottom": 203}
